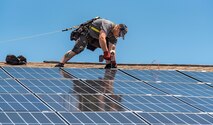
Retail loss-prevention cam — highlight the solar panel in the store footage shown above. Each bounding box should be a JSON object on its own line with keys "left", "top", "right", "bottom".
{"left": 63, "top": 68, "right": 136, "bottom": 81}
{"left": 178, "top": 96, "right": 213, "bottom": 112}
{"left": 3, "top": 67, "right": 73, "bottom": 80}
{"left": 147, "top": 81, "right": 213, "bottom": 96}
{"left": 38, "top": 93, "right": 125, "bottom": 112}
{"left": 19, "top": 79, "right": 97, "bottom": 94}
{"left": 81, "top": 80, "right": 165, "bottom": 95}
{"left": 0, "top": 79, "right": 28, "bottom": 93}
{"left": 108, "top": 94, "right": 201, "bottom": 112}
{"left": 1, "top": 66, "right": 213, "bottom": 124}
{"left": 60, "top": 112, "right": 147, "bottom": 125}
{"left": 0, "top": 93, "right": 50, "bottom": 112}
{"left": 0, "top": 68, "right": 10, "bottom": 79}
{"left": 138, "top": 112, "right": 213, "bottom": 124}
{"left": 180, "top": 70, "right": 213, "bottom": 84}
{"left": 122, "top": 69, "right": 198, "bottom": 83}
{"left": 0, "top": 112, "right": 66, "bottom": 124}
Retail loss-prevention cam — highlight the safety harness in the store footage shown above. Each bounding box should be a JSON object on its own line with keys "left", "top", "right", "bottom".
{"left": 70, "top": 17, "right": 101, "bottom": 41}
{"left": 89, "top": 26, "right": 100, "bottom": 33}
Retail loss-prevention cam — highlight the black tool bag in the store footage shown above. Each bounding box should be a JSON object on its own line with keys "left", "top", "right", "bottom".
{"left": 17, "top": 55, "right": 27, "bottom": 65}
{"left": 5, "top": 55, "right": 27, "bottom": 65}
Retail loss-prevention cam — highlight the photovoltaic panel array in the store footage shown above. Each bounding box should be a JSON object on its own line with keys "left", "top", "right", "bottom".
{"left": 0, "top": 66, "right": 213, "bottom": 124}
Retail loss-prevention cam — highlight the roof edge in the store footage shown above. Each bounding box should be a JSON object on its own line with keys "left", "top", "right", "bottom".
{"left": 43, "top": 61, "right": 213, "bottom": 67}
{"left": 1, "top": 61, "right": 213, "bottom": 72}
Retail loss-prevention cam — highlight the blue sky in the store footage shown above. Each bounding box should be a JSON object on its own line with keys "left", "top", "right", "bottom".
{"left": 1, "top": 0, "right": 213, "bottom": 65}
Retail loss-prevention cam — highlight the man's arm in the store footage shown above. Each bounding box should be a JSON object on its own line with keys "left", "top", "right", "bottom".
{"left": 99, "top": 30, "right": 111, "bottom": 60}
{"left": 99, "top": 30, "right": 108, "bottom": 52}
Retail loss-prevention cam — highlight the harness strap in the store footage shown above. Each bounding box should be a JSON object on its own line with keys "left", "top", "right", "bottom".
{"left": 89, "top": 26, "right": 100, "bottom": 33}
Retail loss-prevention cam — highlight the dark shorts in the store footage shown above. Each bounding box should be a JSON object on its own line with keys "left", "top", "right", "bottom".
{"left": 72, "top": 35, "right": 88, "bottom": 54}
{"left": 72, "top": 35, "right": 100, "bottom": 54}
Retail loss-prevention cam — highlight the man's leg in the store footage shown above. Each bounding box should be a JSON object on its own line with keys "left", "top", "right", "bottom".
{"left": 55, "top": 50, "right": 76, "bottom": 67}
{"left": 61, "top": 50, "right": 76, "bottom": 64}
{"left": 55, "top": 35, "right": 88, "bottom": 67}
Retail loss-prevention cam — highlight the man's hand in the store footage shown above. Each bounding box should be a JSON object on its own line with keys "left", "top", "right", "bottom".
{"left": 103, "top": 51, "right": 111, "bottom": 60}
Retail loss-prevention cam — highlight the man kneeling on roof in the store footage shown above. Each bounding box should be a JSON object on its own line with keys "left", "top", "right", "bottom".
{"left": 55, "top": 17, "right": 128, "bottom": 69}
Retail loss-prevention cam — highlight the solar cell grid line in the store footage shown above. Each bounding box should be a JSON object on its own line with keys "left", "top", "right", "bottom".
{"left": 138, "top": 112, "right": 213, "bottom": 125}
{"left": 180, "top": 70, "right": 213, "bottom": 84}
{"left": 19, "top": 79, "right": 104, "bottom": 94}
{"left": 3, "top": 66, "right": 38, "bottom": 79}
{"left": 0, "top": 112, "right": 68, "bottom": 124}
{"left": 63, "top": 68, "right": 137, "bottom": 81}
{"left": 82, "top": 80, "right": 166, "bottom": 95}
{"left": 38, "top": 93, "right": 126, "bottom": 112}
{"left": 2, "top": 66, "right": 76, "bottom": 80}
{"left": 148, "top": 82, "right": 213, "bottom": 97}
{"left": 59, "top": 112, "right": 149, "bottom": 125}
{"left": 0, "top": 79, "right": 29, "bottom": 93}
{"left": 121, "top": 69, "right": 198, "bottom": 83}
{"left": 19, "top": 79, "right": 70, "bottom": 94}
{"left": 0, "top": 67, "right": 11, "bottom": 79}
{"left": 0, "top": 93, "right": 51, "bottom": 112}
{"left": 106, "top": 94, "right": 202, "bottom": 113}
{"left": 177, "top": 96, "right": 213, "bottom": 112}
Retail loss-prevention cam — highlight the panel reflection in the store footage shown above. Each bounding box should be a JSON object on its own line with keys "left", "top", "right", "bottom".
{"left": 40, "top": 69, "right": 124, "bottom": 112}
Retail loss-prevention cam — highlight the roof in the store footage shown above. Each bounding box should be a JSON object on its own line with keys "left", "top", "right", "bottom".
{"left": 1, "top": 61, "right": 213, "bottom": 71}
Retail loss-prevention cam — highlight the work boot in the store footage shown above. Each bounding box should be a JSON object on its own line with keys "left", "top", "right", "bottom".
{"left": 111, "top": 61, "right": 117, "bottom": 68}
{"left": 55, "top": 63, "right": 64, "bottom": 67}
{"left": 111, "top": 63, "right": 117, "bottom": 68}
{"left": 104, "top": 64, "right": 111, "bottom": 69}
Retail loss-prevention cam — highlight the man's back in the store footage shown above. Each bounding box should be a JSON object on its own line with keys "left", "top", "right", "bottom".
{"left": 89, "top": 19, "right": 115, "bottom": 39}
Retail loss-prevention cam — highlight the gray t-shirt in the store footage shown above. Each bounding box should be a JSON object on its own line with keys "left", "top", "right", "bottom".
{"left": 88, "top": 19, "right": 117, "bottom": 45}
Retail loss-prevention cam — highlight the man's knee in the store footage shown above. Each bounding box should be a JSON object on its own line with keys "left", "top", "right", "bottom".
{"left": 72, "top": 36, "right": 87, "bottom": 54}
{"left": 72, "top": 46, "right": 85, "bottom": 54}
